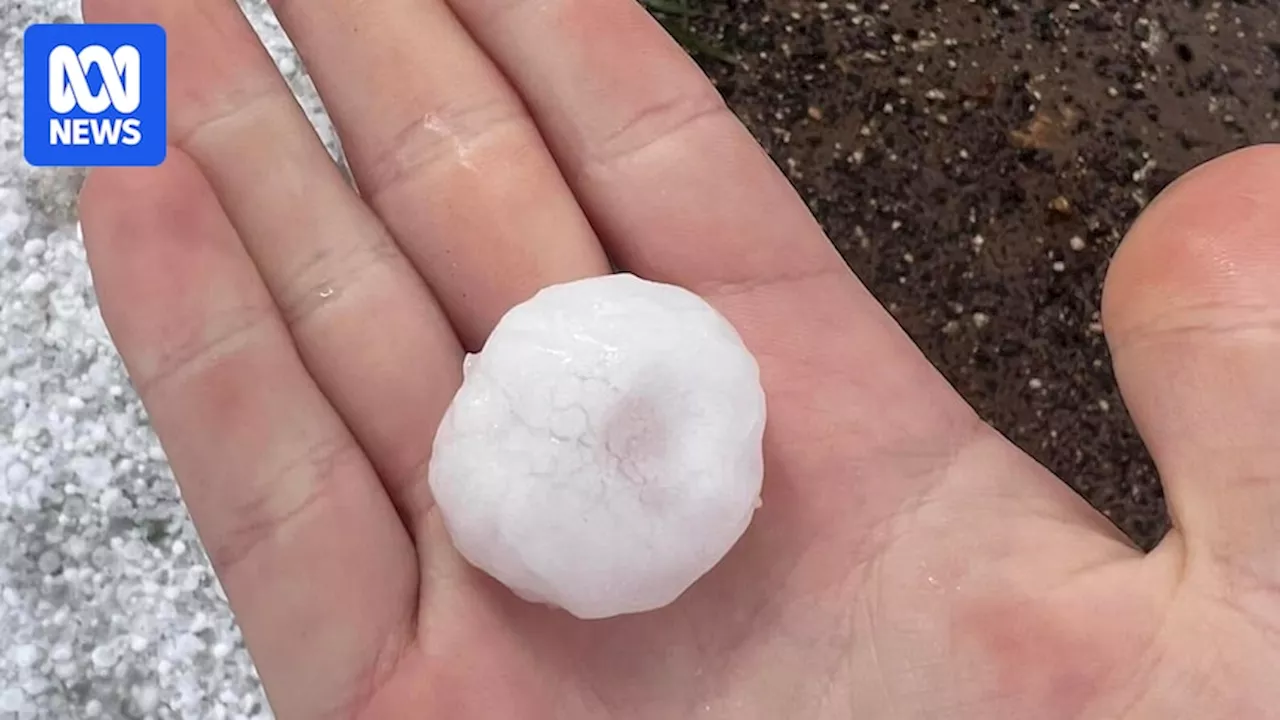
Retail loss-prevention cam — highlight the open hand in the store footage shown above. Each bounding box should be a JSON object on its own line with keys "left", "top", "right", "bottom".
{"left": 78, "top": 0, "right": 1280, "bottom": 717}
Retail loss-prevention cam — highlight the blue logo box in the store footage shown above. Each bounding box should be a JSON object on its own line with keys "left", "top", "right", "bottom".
{"left": 23, "top": 23, "right": 167, "bottom": 167}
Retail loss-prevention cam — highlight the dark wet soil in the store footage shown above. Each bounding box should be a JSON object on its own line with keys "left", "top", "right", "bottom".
{"left": 673, "top": 0, "right": 1280, "bottom": 549}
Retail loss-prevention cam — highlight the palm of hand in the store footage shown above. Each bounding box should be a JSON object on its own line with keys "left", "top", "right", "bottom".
{"left": 77, "top": 0, "right": 1280, "bottom": 717}
{"left": 374, "top": 321, "right": 1279, "bottom": 719}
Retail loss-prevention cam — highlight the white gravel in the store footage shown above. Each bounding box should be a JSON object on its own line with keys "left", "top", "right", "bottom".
{"left": 2, "top": 3, "right": 344, "bottom": 717}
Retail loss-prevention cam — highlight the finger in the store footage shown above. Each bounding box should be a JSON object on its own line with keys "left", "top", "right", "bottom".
{"left": 83, "top": 0, "right": 464, "bottom": 523}
{"left": 440, "top": 0, "right": 1047, "bottom": 516}
{"left": 264, "top": 0, "right": 610, "bottom": 347}
{"left": 79, "top": 151, "right": 418, "bottom": 719}
{"left": 1103, "top": 144, "right": 1280, "bottom": 592}
{"left": 446, "top": 0, "right": 850, "bottom": 292}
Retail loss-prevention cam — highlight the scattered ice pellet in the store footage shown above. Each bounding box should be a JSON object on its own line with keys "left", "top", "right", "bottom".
{"left": 0, "top": 687, "right": 29, "bottom": 713}
{"left": 90, "top": 644, "right": 118, "bottom": 669}
{"left": 9, "top": 644, "right": 41, "bottom": 668}
{"left": 135, "top": 684, "right": 160, "bottom": 714}
{"left": 18, "top": 271, "right": 49, "bottom": 295}
{"left": 37, "top": 550, "right": 61, "bottom": 575}
{"left": 0, "top": 210, "right": 26, "bottom": 241}
{"left": 70, "top": 455, "right": 114, "bottom": 489}
{"left": 1, "top": 5, "right": 267, "bottom": 714}
{"left": 5, "top": 460, "right": 31, "bottom": 486}
{"left": 49, "top": 644, "right": 72, "bottom": 664}
{"left": 22, "top": 238, "right": 46, "bottom": 257}
{"left": 176, "top": 632, "right": 207, "bottom": 656}
{"left": 430, "top": 273, "right": 767, "bottom": 619}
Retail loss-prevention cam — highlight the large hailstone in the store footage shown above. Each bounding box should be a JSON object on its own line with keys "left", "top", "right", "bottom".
{"left": 428, "top": 273, "right": 767, "bottom": 620}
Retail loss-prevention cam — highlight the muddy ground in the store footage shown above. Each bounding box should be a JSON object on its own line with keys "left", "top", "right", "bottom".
{"left": 668, "top": 0, "right": 1280, "bottom": 549}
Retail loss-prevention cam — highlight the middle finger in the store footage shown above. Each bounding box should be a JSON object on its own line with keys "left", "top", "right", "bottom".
{"left": 266, "top": 0, "right": 611, "bottom": 347}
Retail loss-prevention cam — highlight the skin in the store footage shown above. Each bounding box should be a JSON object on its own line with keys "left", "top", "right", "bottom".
{"left": 75, "top": 0, "right": 1279, "bottom": 718}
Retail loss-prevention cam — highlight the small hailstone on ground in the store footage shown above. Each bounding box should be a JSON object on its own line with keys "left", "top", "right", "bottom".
{"left": 18, "top": 270, "right": 48, "bottom": 295}
{"left": 429, "top": 273, "right": 767, "bottom": 620}
{"left": 9, "top": 644, "right": 40, "bottom": 668}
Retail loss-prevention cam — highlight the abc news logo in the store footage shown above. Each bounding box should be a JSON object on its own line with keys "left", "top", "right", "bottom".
{"left": 23, "top": 23, "right": 166, "bottom": 168}
{"left": 47, "top": 44, "right": 144, "bottom": 147}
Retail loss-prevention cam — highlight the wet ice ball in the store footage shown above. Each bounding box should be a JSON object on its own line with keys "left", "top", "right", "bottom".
{"left": 427, "top": 273, "right": 767, "bottom": 619}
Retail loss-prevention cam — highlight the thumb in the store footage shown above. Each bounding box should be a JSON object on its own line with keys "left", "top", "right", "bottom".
{"left": 1103, "top": 144, "right": 1280, "bottom": 607}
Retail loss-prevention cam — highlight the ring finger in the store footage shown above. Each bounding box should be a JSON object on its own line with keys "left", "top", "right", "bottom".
{"left": 82, "top": 0, "right": 462, "bottom": 526}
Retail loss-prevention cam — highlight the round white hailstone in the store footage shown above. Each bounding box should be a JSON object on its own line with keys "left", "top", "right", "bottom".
{"left": 428, "top": 273, "right": 767, "bottom": 620}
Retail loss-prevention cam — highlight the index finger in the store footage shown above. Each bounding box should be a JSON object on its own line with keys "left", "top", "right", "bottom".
{"left": 447, "top": 0, "right": 850, "bottom": 294}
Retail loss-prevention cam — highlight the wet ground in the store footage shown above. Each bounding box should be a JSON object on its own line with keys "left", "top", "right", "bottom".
{"left": 673, "top": 0, "right": 1280, "bottom": 549}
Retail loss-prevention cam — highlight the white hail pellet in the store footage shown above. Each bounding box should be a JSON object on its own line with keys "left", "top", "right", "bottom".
{"left": 428, "top": 273, "right": 767, "bottom": 619}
